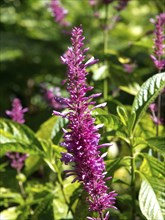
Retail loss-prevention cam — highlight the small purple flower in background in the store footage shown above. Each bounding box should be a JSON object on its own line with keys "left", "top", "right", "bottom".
{"left": 123, "top": 63, "right": 136, "bottom": 73}
{"left": 149, "top": 103, "right": 164, "bottom": 125}
{"left": 89, "top": 0, "right": 98, "bottom": 6}
{"left": 6, "top": 98, "right": 28, "bottom": 172}
{"left": 41, "top": 84, "right": 66, "bottom": 109}
{"left": 6, "top": 152, "right": 28, "bottom": 172}
{"left": 150, "top": 13, "right": 165, "bottom": 72}
{"left": 6, "top": 98, "right": 28, "bottom": 124}
{"left": 49, "top": 0, "right": 70, "bottom": 27}
{"left": 53, "top": 26, "right": 117, "bottom": 219}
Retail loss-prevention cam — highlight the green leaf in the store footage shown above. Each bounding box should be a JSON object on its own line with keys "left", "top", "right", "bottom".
{"left": 146, "top": 136, "right": 165, "bottom": 157}
{"left": 91, "top": 64, "right": 109, "bottom": 81}
{"left": 119, "top": 82, "right": 141, "bottom": 96}
{"left": 0, "top": 188, "right": 23, "bottom": 204}
{"left": 116, "top": 106, "right": 128, "bottom": 126}
{"left": 0, "top": 118, "right": 43, "bottom": 156}
{"left": 139, "top": 175, "right": 165, "bottom": 220}
{"left": 92, "top": 108, "right": 123, "bottom": 131}
{"left": 131, "top": 72, "right": 165, "bottom": 132}
{"left": 36, "top": 116, "right": 68, "bottom": 144}
{"left": 31, "top": 193, "right": 54, "bottom": 220}
{"left": 0, "top": 207, "right": 21, "bottom": 220}
{"left": 140, "top": 153, "right": 165, "bottom": 178}
{"left": 24, "top": 155, "right": 42, "bottom": 176}
{"left": 74, "top": 190, "right": 90, "bottom": 220}
{"left": 139, "top": 154, "right": 165, "bottom": 219}
{"left": 106, "top": 157, "right": 123, "bottom": 176}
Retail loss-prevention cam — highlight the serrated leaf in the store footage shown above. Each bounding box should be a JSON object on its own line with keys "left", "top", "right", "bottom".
{"left": 120, "top": 82, "right": 141, "bottom": 96}
{"left": 92, "top": 109, "right": 123, "bottom": 131}
{"left": 36, "top": 116, "right": 68, "bottom": 144}
{"left": 146, "top": 136, "right": 165, "bottom": 157}
{"left": 131, "top": 72, "right": 165, "bottom": 132}
{"left": 139, "top": 154, "right": 165, "bottom": 219}
{"left": 139, "top": 175, "right": 165, "bottom": 220}
{"left": 0, "top": 118, "right": 43, "bottom": 156}
{"left": 140, "top": 153, "right": 165, "bottom": 178}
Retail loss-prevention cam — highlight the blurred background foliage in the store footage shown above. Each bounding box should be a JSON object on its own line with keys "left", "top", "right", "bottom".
{"left": 0, "top": 0, "right": 163, "bottom": 130}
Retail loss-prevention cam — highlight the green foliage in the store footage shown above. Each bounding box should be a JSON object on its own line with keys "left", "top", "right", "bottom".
{"left": 0, "top": 118, "right": 43, "bottom": 156}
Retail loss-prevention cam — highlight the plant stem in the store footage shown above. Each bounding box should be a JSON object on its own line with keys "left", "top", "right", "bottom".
{"left": 130, "top": 141, "right": 136, "bottom": 220}
{"left": 17, "top": 170, "right": 26, "bottom": 199}
{"left": 103, "top": 4, "right": 108, "bottom": 54}
{"left": 99, "top": 211, "right": 104, "bottom": 220}
{"left": 103, "top": 4, "right": 109, "bottom": 101}
{"left": 103, "top": 78, "right": 108, "bottom": 100}
{"left": 156, "top": 93, "right": 161, "bottom": 136}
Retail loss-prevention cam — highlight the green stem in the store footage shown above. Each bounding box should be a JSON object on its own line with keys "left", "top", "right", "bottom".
{"left": 103, "top": 4, "right": 109, "bottom": 101}
{"left": 156, "top": 93, "right": 161, "bottom": 136}
{"left": 103, "top": 5, "right": 108, "bottom": 54}
{"left": 103, "top": 78, "right": 108, "bottom": 100}
{"left": 17, "top": 170, "right": 26, "bottom": 199}
{"left": 130, "top": 141, "right": 136, "bottom": 220}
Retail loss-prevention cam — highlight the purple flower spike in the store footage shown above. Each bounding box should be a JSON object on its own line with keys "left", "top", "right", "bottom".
{"left": 53, "top": 26, "right": 117, "bottom": 218}
{"left": 49, "top": 0, "right": 70, "bottom": 27}
{"left": 6, "top": 152, "right": 28, "bottom": 172}
{"left": 150, "top": 13, "right": 165, "bottom": 71}
{"left": 6, "top": 98, "right": 28, "bottom": 124}
{"left": 6, "top": 98, "right": 28, "bottom": 172}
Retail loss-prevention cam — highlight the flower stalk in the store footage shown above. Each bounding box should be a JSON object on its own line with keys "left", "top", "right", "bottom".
{"left": 53, "top": 26, "right": 117, "bottom": 219}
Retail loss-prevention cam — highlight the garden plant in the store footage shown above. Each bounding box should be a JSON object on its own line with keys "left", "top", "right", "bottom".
{"left": 0, "top": 0, "right": 165, "bottom": 220}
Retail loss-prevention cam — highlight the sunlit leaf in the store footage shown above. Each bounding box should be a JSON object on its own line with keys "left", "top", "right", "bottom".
{"left": 146, "top": 136, "right": 165, "bottom": 157}
{"left": 0, "top": 118, "right": 43, "bottom": 156}
{"left": 139, "top": 154, "right": 165, "bottom": 220}
{"left": 0, "top": 207, "right": 21, "bottom": 220}
{"left": 139, "top": 176, "right": 165, "bottom": 220}
{"left": 131, "top": 72, "right": 165, "bottom": 132}
{"left": 36, "top": 116, "right": 68, "bottom": 144}
{"left": 92, "top": 108, "right": 123, "bottom": 131}
{"left": 140, "top": 153, "right": 165, "bottom": 178}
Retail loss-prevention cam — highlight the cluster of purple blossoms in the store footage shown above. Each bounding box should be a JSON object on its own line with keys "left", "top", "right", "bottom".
{"left": 49, "top": 0, "right": 70, "bottom": 27}
{"left": 41, "top": 84, "right": 66, "bottom": 109}
{"left": 6, "top": 98, "right": 28, "bottom": 124}
{"left": 123, "top": 62, "right": 136, "bottom": 73}
{"left": 6, "top": 98, "right": 28, "bottom": 172}
{"left": 53, "top": 26, "right": 117, "bottom": 219}
{"left": 150, "top": 13, "right": 165, "bottom": 72}
{"left": 6, "top": 152, "right": 28, "bottom": 172}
